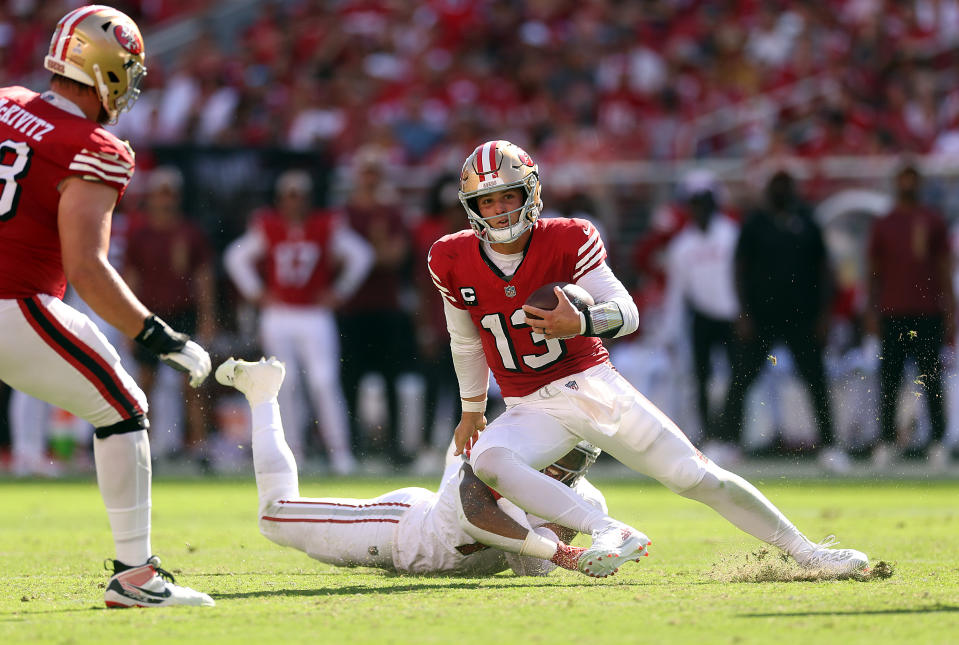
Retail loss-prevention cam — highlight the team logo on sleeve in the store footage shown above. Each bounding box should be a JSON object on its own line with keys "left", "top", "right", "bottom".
{"left": 460, "top": 287, "right": 478, "bottom": 306}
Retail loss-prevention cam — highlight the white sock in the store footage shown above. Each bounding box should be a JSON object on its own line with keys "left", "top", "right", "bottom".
{"left": 471, "top": 447, "right": 611, "bottom": 534}
{"left": 94, "top": 431, "right": 151, "bottom": 566}
{"left": 250, "top": 400, "right": 299, "bottom": 512}
{"left": 680, "top": 463, "right": 814, "bottom": 560}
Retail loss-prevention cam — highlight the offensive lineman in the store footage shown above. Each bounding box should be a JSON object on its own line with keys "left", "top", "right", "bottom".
{"left": 0, "top": 6, "right": 213, "bottom": 607}
{"left": 427, "top": 140, "right": 870, "bottom": 577}
{"left": 215, "top": 357, "right": 617, "bottom": 577}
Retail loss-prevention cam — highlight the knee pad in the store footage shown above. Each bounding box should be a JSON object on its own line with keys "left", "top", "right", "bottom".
{"left": 94, "top": 415, "right": 149, "bottom": 439}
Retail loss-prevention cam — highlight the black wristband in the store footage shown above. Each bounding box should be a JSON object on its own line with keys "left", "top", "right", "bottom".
{"left": 134, "top": 314, "right": 188, "bottom": 356}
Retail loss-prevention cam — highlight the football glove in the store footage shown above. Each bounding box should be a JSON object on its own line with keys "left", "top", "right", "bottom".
{"left": 134, "top": 315, "right": 212, "bottom": 387}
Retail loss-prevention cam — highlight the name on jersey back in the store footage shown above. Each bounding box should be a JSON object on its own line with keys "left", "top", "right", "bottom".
{"left": 0, "top": 98, "right": 54, "bottom": 141}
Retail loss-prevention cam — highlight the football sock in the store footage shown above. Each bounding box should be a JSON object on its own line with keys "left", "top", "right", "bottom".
{"left": 250, "top": 399, "right": 299, "bottom": 511}
{"left": 471, "top": 447, "right": 612, "bottom": 534}
{"left": 94, "top": 430, "right": 151, "bottom": 566}
{"left": 679, "top": 462, "right": 813, "bottom": 559}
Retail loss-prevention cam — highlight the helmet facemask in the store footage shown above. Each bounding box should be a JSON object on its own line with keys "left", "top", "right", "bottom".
{"left": 543, "top": 442, "right": 602, "bottom": 486}
{"left": 459, "top": 140, "right": 543, "bottom": 244}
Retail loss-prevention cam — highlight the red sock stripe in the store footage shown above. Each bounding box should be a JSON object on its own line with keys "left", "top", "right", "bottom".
{"left": 19, "top": 297, "right": 143, "bottom": 418}
{"left": 262, "top": 516, "right": 400, "bottom": 524}
{"left": 277, "top": 500, "right": 411, "bottom": 509}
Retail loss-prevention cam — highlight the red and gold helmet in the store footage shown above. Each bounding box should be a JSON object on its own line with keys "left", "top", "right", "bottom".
{"left": 458, "top": 140, "right": 543, "bottom": 243}
{"left": 44, "top": 5, "right": 146, "bottom": 124}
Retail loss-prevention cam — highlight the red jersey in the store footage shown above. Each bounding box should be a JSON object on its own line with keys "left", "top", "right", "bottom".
{"left": 868, "top": 204, "right": 951, "bottom": 316}
{"left": 124, "top": 217, "right": 213, "bottom": 316}
{"left": 254, "top": 208, "right": 340, "bottom": 306}
{"left": 0, "top": 87, "right": 134, "bottom": 299}
{"left": 428, "top": 217, "right": 609, "bottom": 398}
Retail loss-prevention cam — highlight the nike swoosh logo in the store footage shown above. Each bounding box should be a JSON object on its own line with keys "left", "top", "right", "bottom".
{"left": 129, "top": 583, "right": 172, "bottom": 599}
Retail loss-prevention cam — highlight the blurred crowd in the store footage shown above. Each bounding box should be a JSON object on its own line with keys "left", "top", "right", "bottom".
{"left": 3, "top": 0, "right": 959, "bottom": 476}
{"left": 7, "top": 0, "right": 959, "bottom": 163}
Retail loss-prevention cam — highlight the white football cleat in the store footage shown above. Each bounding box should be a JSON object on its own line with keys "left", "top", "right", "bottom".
{"left": 579, "top": 521, "right": 650, "bottom": 578}
{"left": 797, "top": 536, "right": 869, "bottom": 575}
{"left": 104, "top": 555, "right": 214, "bottom": 608}
{"left": 216, "top": 357, "right": 286, "bottom": 406}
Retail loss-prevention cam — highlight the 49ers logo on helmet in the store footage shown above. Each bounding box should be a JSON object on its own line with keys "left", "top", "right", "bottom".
{"left": 517, "top": 151, "right": 535, "bottom": 167}
{"left": 113, "top": 24, "right": 142, "bottom": 55}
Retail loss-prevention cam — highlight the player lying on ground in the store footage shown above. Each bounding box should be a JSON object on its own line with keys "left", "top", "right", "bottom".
{"left": 216, "top": 357, "right": 637, "bottom": 577}
{"left": 428, "top": 140, "right": 869, "bottom": 577}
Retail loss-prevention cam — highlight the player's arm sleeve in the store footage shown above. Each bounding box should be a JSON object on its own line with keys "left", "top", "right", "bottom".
{"left": 66, "top": 134, "right": 135, "bottom": 196}
{"left": 329, "top": 223, "right": 375, "bottom": 300}
{"left": 444, "top": 300, "right": 490, "bottom": 398}
{"left": 428, "top": 243, "right": 490, "bottom": 397}
{"left": 223, "top": 227, "right": 267, "bottom": 301}
{"left": 575, "top": 262, "right": 640, "bottom": 339}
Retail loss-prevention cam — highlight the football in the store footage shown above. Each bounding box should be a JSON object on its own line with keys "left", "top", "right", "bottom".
{"left": 524, "top": 282, "right": 594, "bottom": 319}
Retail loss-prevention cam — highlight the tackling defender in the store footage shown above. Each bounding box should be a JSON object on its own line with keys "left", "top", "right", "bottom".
{"left": 215, "top": 357, "right": 626, "bottom": 577}
{"left": 427, "top": 140, "right": 869, "bottom": 577}
{"left": 0, "top": 6, "right": 212, "bottom": 607}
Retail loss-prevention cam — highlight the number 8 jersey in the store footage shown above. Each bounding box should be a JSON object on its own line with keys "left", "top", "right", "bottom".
{"left": 428, "top": 217, "right": 609, "bottom": 398}
{"left": 0, "top": 86, "right": 134, "bottom": 299}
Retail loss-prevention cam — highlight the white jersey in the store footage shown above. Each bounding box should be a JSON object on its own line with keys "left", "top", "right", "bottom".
{"left": 392, "top": 461, "right": 506, "bottom": 574}
{"left": 392, "top": 461, "right": 607, "bottom": 574}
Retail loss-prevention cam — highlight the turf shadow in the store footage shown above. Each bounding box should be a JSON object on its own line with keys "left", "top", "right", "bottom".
{"left": 740, "top": 603, "right": 959, "bottom": 618}
{"left": 214, "top": 579, "right": 645, "bottom": 599}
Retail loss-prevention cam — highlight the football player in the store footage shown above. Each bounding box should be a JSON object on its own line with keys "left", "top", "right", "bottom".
{"left": 215, "top": 357, "right": 616, "bottom": 577}
{"left": 427, "top": 140, "right": 870, "bottom": 577}
{"left": 223, "top": 170, "right": 373, "bottom": 475}
{"left": 0, "top": 6, "right": 213, "bottom": 607}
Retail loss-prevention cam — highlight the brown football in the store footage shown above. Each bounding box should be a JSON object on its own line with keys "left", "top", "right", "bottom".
{"left": 524, "top": 282, "right": 595, "bottom": 320}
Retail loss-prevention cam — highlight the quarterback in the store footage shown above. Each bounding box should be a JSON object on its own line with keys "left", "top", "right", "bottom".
{"left": 216, "top": 357, "right": 616, "bottom": 577}
{"left": 0, "top": 6, "right": 212, "bottom": 607}
{"left": 428, "top": 140, "right": 870, "bottom": 577}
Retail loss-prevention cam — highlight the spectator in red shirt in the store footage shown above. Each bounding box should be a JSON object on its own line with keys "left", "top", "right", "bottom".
{"left": 124, "top": 167, "right": 217, "bottom": 470}
{"left": 866, "top": 163, "right": 955, "bottom": 469}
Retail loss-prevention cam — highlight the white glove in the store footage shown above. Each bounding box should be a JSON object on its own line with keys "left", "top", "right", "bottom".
{"left": 160, "top": 340, "right": 211, "bottom": 388}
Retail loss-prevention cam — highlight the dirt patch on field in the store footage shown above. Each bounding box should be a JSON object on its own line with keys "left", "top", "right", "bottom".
{"left": 708, "top": 547, "right": 895, "bottom": 583}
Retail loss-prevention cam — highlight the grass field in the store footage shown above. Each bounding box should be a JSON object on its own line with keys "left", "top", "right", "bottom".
{"left": 1, "top": 474, "right": 957, "bottom": 645}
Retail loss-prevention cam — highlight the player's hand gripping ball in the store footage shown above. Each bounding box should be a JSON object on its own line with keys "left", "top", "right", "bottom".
{"left": 524, "top": 282, "right": 594, "bottom": 318}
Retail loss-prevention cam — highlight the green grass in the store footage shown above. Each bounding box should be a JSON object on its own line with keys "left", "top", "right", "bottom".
{"left": 1, "top": 475, "right": 958, "bottom": 644}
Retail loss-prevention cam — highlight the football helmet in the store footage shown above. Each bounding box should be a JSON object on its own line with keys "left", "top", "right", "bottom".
{"left": 459, "top": 140, "right": 543, "bottom": 243}
{"left": 545, "top": 441, "right": 602, "bottom": 486}
{"left": 44, "top": 5, "right": 146, "bottom": 125}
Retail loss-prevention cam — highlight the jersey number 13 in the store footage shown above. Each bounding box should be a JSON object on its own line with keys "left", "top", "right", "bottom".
{"left": 480, "top": 308, "right": 566, "bottom": 371}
